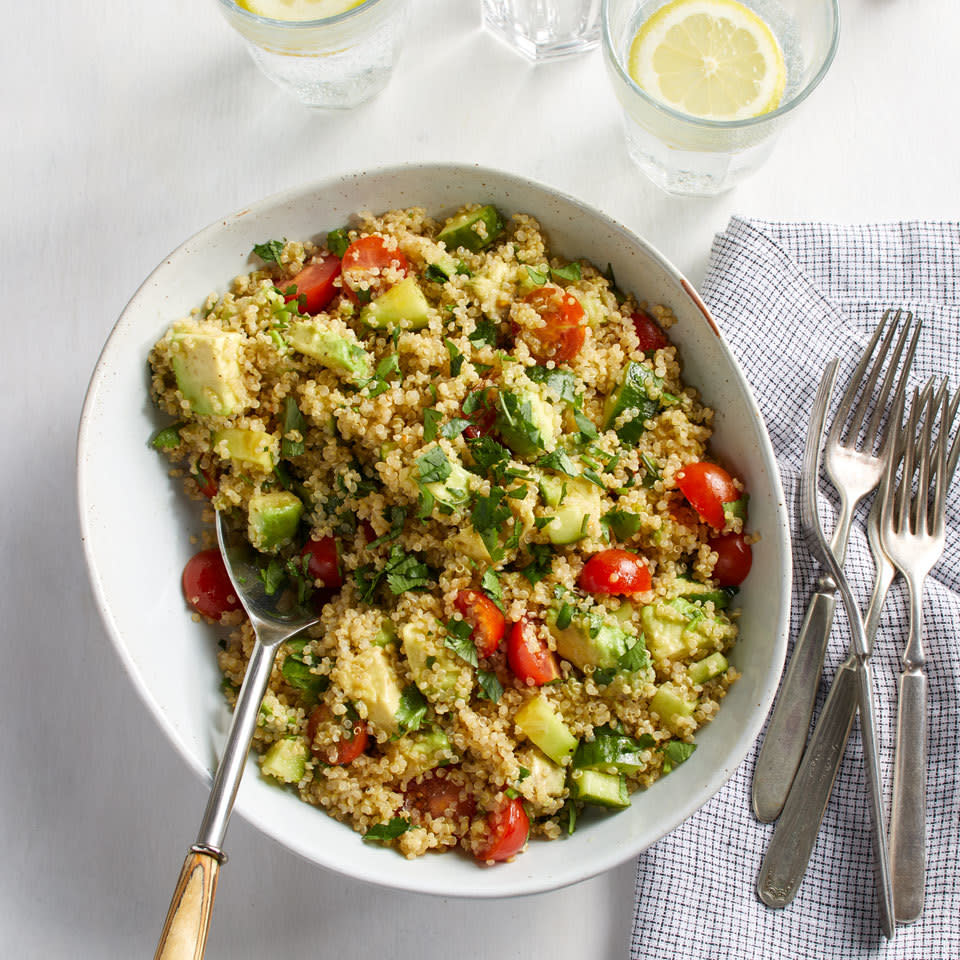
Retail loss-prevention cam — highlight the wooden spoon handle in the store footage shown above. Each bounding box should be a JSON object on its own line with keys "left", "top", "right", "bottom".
{"left": 154, "top": 850, "right": 221, "bottom": 960}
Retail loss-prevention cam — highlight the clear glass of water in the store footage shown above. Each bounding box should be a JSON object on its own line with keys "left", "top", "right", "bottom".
{"left": 601, "top": 0, "right": 839, "bottom": 196}
{"left": 216, "top": 0, "right": 407, "bottom": 109}
{"left": 483, "top": 0, "right": 602, "bottom": 61}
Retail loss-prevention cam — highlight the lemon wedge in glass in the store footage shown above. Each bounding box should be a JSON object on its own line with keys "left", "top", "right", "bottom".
{"left": 238, "top": 0, "right": 367, "bottom": 21}
{"left": 628, "top": 0, "right": 786, "bottom": 121}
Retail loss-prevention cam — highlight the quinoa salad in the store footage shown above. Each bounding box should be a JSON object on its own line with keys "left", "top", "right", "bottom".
{"left": 148, "top": 203, "right": 755, "bottom": 863}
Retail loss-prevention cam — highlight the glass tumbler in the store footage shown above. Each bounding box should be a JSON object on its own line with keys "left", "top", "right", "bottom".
{"left": 483, "top": 0, "right": 602, "bottom": 61}
{"left": 216, "top": 0, "right": 407, "bottom": 108}
{"left": 601, "top": 0, "right": 839, "bottom": 196}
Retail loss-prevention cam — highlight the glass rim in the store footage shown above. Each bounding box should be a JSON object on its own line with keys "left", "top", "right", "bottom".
{"left": 216, "top": 0, "right": 385, "bottom": 30}
{"left": 600, "top": 0, "right": 840, "bottom": 131}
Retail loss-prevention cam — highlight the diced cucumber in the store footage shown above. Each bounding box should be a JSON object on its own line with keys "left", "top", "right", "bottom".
{"left": 573, "top": 726, "right": 649, "bottom": 776}
{"left": 569, "top": 768, "right": 630, "bottom": 809}
{"left": 247, "top": 490, "right": 303, "bottom": 552}
{"left": 688, "top": 652, "right": 729, "bottom": 685}
{"left": 260, "top": 736, "right": 308, "bottom": 784}
{"left": 515, "top": 695, "right": 579, "bottom": 766}
{"left": 650, "top": 683, "right": 697, "bottom": 734}
{"left": 516, "top": 747, "right": 566, "bottom": 801}
{"left": 212, "top": 427, "right": 276, "bottom": 471}
{"left": 437, "top": 205, "right": 505, "bottom": 253}
{"left": 544, "top": 477, "right": 603, "bottom": 545}
{"left": 360, "top": 276, "right": 431, "bottom": 331}
{"left": 723, "top": 495, "right": 749, "bottom": 521}
{"left": 601, "top": 361, "right": 664, "bottom": 443}
{"left": 677, "top": 578, "right": 737, "bottom": 609}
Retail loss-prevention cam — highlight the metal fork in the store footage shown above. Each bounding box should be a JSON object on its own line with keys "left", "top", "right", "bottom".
{"left": 753, "top": 309, "right": 921, "bottom": 822}
{"left": 882, "top": 379, "right": 960, "bottom": 924}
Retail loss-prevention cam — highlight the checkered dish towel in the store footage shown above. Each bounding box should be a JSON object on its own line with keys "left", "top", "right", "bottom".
{"left": 631, "top": 219, "right": 960, "bottom": 960}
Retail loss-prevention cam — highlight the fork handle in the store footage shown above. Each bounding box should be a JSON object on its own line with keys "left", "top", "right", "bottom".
{"left": 155, "top": 849, "right": 221, "bottom": 960}
{"left": 891, "top": 667, "right": 927, "bottom": 923}
{"left": 753, "top": 587, "right": 837, "bottom": 821}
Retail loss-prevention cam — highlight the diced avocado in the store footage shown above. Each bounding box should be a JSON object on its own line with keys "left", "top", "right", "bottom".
{"left": 610, "top": 600, "right": 636, "bottom": 628}
{"left": 516, "top": 747, "right": 566, "bottom": 801}
{"left": 287, "top": 320, "right": 373, "bottom": 384}
{"left": 601, "top": 361, "right": 664, "bottom": 443}
{"left": 401, "top": 622, "right": 472, "bottom": 704}
{"left": 247, "top": 490, "right": 303, "bottom": 552}
{"left": 569, "top": 768, "right": 630, "bottom": 809}
{"left": 677, "top": 578, "right": 736, "bottom": 609}
{"left": 495, "top": 384, "right": 560, "bottom": 458}
{"left": 423, "top": 458, "right": 474, "bottom": 510}
{"left": 212, "top": 427, "right": 276, "bottom": 471}
{"left": 641, "top": 598, "right": 734, "bottom": 663}
{"left": 260, "top": 736, "right": 308, "bottom": 784}
{"left": 360, "top": 276, "right": 431, "bottom": 331}
{"left": 515, "top": 695, "right": 579, "bottom": 766}
{"left": 394, "top": 726, "right": 456, "bottom": 777}
{"left": 372, "top": 616, "right": 397, "bottom": 647}
{"left": 650, "top": 682, "right": 697, "bottom": 733}
{"left": 547, "top": 607, "right": 633, "bottom": 670}
{"left": 544, "top": 477, "right": 603, "bottom": 545}
{"left": 169, "top": 322, "right": 249, "bottom": 416}
{"left": 437, "top": 204, "right": 505, "bottom": 253}
{"left": 336, "top": 646, "right": 404, "bottom": 735}
{"left": 573, "top": 726, "right": 649, "bottom": 776}
{"left": 688, "top": 652, "right": 729, "bottom": 685}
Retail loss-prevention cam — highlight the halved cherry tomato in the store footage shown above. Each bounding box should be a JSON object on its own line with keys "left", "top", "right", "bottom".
{"left": 195, "top": 466, "right": 218, "bottom": 499}
{"left": 182, "top": 549, "right": 240, "bottom": 620}
{"left": 631, "top": 309, "right": 670, "bottom": 352}
{"left": 340, "top": 235, "right": 408, "bottom": 298}
{"left": 306, "top": 705, "right": 368, "bottom": 765}
{"left": 675, "top": 462, "right": 740, "bottom": 529}
{"left": 301, "top": 536, "right": 343, "bottom": 589}
{"left": 454, "top": 589, "right": 506, "bottom": 658}
{"left": 461, "top": 385, "right": 498, "bottom": 440}
{"left": 405, "top": 771, "right": 476, "bottom": 821}
{"left": 506, "top": 617, "right": 560, "bottom": 686}
{"left": 474, "top": 797, "right": 529, "bottom": 863}
{"left": 579, "top": 549, "right": 652, "bottom": 596}
{"left": 709, "top": 532, "right": 753, "bottom": 586}
{"left": 516, "top": 285, "right": 586, "bottom": 363}
{"left": 360, "top": 520, "right": 377, "bottom": 544}
{"left": 282, "top": 256, "right": 341, "bottom": 315}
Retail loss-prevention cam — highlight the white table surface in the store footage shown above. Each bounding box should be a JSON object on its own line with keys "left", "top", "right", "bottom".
{"left": 3, "top": 0, "right": 958, "bottom": 956}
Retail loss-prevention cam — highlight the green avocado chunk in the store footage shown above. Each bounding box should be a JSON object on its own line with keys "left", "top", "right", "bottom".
{"left": 359, "top": 276, "right": 431, "bottom": 331}
{"left": 437, "top": 205, "right": 505, "bottom": 253}
{"left": 287, "top": 320, "right": 373, "bottom": 383}
{"left": 515, "top": 695, "right": 579, "bottom": 766}
{"left": 540, "top": 477, "right": 603, "bottom": 545}
{"left": 547, "top": 606, "right": 635, "bottom": 670}
{"left": 494, "top": 385, "right": 559, "bottom": 459}
{"left": 260, "top": 736, "right": 308, "bottom": 784}
{"left": 169, "top": 322, "right": 249, "bottom": 416}
{"left": 247, "top": 490, "right": 303, "bottom": 552}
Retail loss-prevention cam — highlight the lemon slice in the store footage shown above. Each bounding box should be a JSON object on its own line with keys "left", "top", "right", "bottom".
{"left": 239, "top": 0, "right": 366, "bottom": 21}
{"left": 628, "top": 0, "right": 786, "bottom": 121}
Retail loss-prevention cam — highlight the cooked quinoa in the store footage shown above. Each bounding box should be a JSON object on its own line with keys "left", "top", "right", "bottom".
{"left": 149, "top": 203, "right": 751, "bottom": 863}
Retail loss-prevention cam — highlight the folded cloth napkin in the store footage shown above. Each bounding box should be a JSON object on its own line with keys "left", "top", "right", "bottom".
{"left": 631, "top": 219, "right": 960, "bottom": 960}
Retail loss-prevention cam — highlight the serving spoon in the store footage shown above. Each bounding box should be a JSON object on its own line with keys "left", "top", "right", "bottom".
{"left": 155, "top": 510, "right": 320, "bottom": 960}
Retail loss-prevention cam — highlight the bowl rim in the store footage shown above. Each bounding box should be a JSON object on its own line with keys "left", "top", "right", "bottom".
{"left": 77, "top": 160, "right": 791, "bottom": 897}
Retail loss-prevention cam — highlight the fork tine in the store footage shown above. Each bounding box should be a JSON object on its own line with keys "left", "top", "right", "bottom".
{"left": 896, "top": 386, "right": 923, "bottom": 534}
{"left": 914, "top": 386, "right": 939, "bottom": 534}
{"left": 933, "top": 386, "right": 959, "bottom": 539}
{"left": 826, "top": 308, "right": 892, "bottom": 445}
{"left": 865, "top": 313, "right": 922, "bottom": 453}
{"left": 942, "top": 388, "right": 960, "bottom": 481}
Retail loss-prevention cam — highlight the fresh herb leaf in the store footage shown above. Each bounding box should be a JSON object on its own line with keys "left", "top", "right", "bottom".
{"left": 281, "top": 396, "right": 306, "bottom": 458}
{"left": 326, "top": 228, "right": 350, "bottom": 259}
{"left": 395, "top": 685, "right": 428, "bottom": 733}
{"left": 253, "top": 239, "right": 285, "bottom": 264}
{"left": 593, "top": 667, "right": 617, "bottom": 685}
{"left": 602, "top": 509, "right": 643, "bottom": 541}
{"left": 467, "top": 436, "right": 510, "bottom": 476}
{"left": 363, "top": 817, "right": 412, "bottom": 842}
{"left": 618, "top": 636, "right": 649, "bottom": 672}
{"left": 259, "top": 557, "right": 286, "bottom": 595}
{"left": 538, "top": 449, "right": 580, "bottom": 478}
{"left": 661, "top": 740, "right": 696, "bottom": 773}
{"left": 603, "top": 262, "right": 626, "bottom": 303}
{"left": 573, "top": 408, "right": 598, "bottom": 440}
{"left": 417, "top": 446, "right": 452, "bottom": 484}
{"left": 518, "top": 766, "right": 531, "bottom": 781}
{"left": 525, "top": 265, "right": 548, "bottom": 285}
{"left": 367, "top": 505, "right": 407, "bottom": 548}
{"left": 470, "top": 488, "right": 512, "bottom": 561}
{"left": 556, "top": 602, "right": 574, "bottom": 631}
{"left": 445, "top": 618, "right": 479, "bottom": 667}
{"left": 582, "top": 467, "right": 605, "bottom": 489}
{"left": 506, "top": 484, "right": 528, "bottom": 500}
{"left": 423, "top": 408, "right": 442, "bottom": 443}
{"left": 480, "top": 568, "right": 503, "bottom": 607}
{"left": 384, "top": 546, "right": 433, "bottom": 595}
{"left": 564, "top": 800, "right": 578, "bottom": 835}
{"left": 550, "top": 262, "right": 582, "bottom": 283}
{"left": 521, "top": 543, "right": 553, "bottom": 585}
{"left": 469, "top": 318, "right": 500, "bottom": 349}
{"left": 150, "top": 422, "right": 184, "bottom": 450}
{"left": 416, "top": 487, "right": 435, "bottom": 520}
{"left": 477, "top": 668, "right": 503, "bottom": 702}
{"left": 526, "top": 366, "right": 578, "bottom": 404}
{"left": 281, "top": 658, "right": 330, "bottom": 698}
{"left": 445, "top": 339, "right": 464, "bottom": 377}
{"left": 456, "top": 261, "right": 472, "bottom": 277}
{"left": 424, "top": 262, "right": 451, "bottom": 284}
{"left": 440, "top": 418, "right": 472, "bottom": 439}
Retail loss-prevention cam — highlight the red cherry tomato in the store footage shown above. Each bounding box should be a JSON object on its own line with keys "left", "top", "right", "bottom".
{"left": 460, "top": 385, "right": 498, "bottom": 439}
{"left": 194, "top": 466, "right": 217, "bottom": 499}
{"left": 405, "top": 771, "right": 476, "bottom": 821}
{"left": 709, "top": 532, "right": 753, "bottom": 586}
{"left": 360, "top": 521, "right": 377, "bottom": 544}
{"left": 454, "top": 589, "right": 506, "bottom": 658}
{"left": 631, "top": 309, "right": 670, "bottom": 352}
{"left": 675, "top": 462, "right": 740, "bottom": 529}
{"left": 474, "top": 797, "right": 530, "bottom": 863}
{"left": 516, "top": 285, "right": 586, "bottom": 363}
{"left": 301, "top": 536, "right": 343, "bottom": 589}
{"left": 306, "top": 705, "right": 369, "bottom": 765}
{"left": 182, "top": 549, "right": 240, "bottom": 620}
{"left": 282, "top": 256, "right": 341, "bottom": 315}
{"left": 507, "top": 617, "right": 560, "bottom": 686}
{"left": 340, "top": 235, "right": 408, "bottom": 297}
{"left": 579, "top": 549, "right": 652, "bottom": 596}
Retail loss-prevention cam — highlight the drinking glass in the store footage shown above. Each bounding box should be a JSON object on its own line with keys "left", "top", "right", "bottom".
{"left": 483, "top": 0, "right": 602, "bottom": 61}
{"left": 216, "top": 0, "right": 408, "bottom": 109}
{"left": 601, "top": 0, "right": 839, "bottom": 196}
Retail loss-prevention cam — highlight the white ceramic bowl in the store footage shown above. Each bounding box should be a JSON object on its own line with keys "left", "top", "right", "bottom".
{"left": 78, "top": 163, "right": 790, "bottom": 897}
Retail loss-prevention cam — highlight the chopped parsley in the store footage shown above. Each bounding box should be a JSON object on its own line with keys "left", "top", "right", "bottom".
{"left": 603, "top": 262, "right": 626, "bottom": 303}
{"left": 440, "top": 417, "right": 472, "bottom": 439}
{"left": 581, "top": 467, "right": 605, "bottom": 489}
{"left": 444, "top": 618, "right": 479, "bottom": 668}
{"left": 661, "top": 740, "right": 696, "bottom": 774}
{"left": 573, "top": 407, "right": 598, "bottom": 441}
{"left": 477, "top": 668, "right": 504, "bottom": 703}
{"left": 150, "top": 422, "right": 183, "bottom": 450}
{"left": 550, "top": 262, "right": 582, "bottom": 283}
{"left": 602, "top": 509, "right": 643, "bottom": 541}
{"left": 521, "top": 543, "right": 553, "bottom": 585}
{"left": 424, "top": 262, "right": 451, "bottom": 284}
{"left": 281, "top": 396, "right": 306, "bottom": 458}
{"left": 325, "top": 228, "right": 350, "bottom": 258}
{"left": 366, "top": 505, "right": 407, "bottom": 548}
{"left": 467, "top": 436, "right": 510, "bottom": 477}
{"left": 619, "top": 636, "right": 649, "bottom": 672}
{"left": 480, "top": 568, "right": 503, "bottom": 608}
{"left": 363, "top": 817, "right": 412, "bottom": 843}
{"left": 259, "top": 557, "right": 286, "bottom": 595}
{"left": 366, "top": 353, "right": 400, "bottom": 398}
{"left": 417, "top": 446, "right": 452, "bottom": 484}
{"left": 556, "top": 602, "right": 574, "bottom": 631}
{"left": 354, "top": 545, "right": 433, "bottom": 602}
{"left": 395, "top": 685, "right": 428, "bottom": 733}
{"left": 253, "top": 239, "right": 285, "bottom": 263}
{"left": 469, "top": 318, "right": 500, "bottom": 349}
{"left": 526, "top": 366, "right": 578, "bottom": 404}
{"left": 445, "top": 338, "right": 464, "bottom": 376}
{"left": 538, "top": 449, "right": 579, "bottom": 478}
{"left": 423, "top": 408, "right": 442, "bottom": 443}
{"left": 525, "top": 265, "right": 548, "bottom": 285}
{"left": 470, "top": 488, "right": 512, "bottom": 561}
{"left": 641, "top": 452, "right": 661, "bottom": 487}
